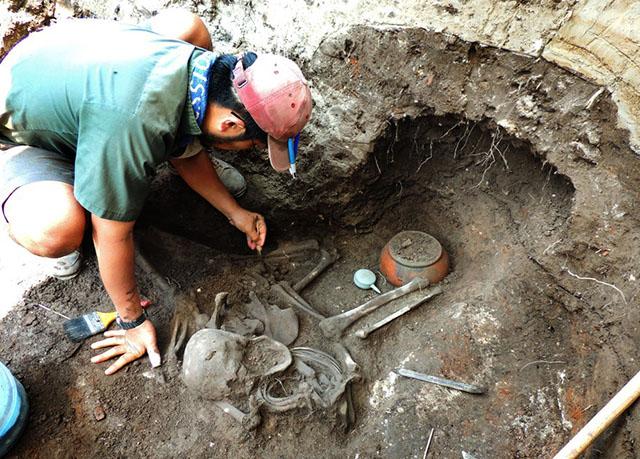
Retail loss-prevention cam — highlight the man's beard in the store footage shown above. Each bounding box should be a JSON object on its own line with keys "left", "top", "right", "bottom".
{"left": 200, "top": 132, "right": 248, "bottom": 148}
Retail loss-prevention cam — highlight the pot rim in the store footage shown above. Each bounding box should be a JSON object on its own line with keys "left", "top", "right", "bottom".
{"left": 387, "top": 230, "right": 443, "bottom": 268}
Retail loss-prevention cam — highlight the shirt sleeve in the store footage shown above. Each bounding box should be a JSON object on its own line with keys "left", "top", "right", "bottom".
{"left": 73, "top": 103, "right": 167, "bottom": 221}
{"left": 173, "top": 137, "right": 204, "bottom": 159}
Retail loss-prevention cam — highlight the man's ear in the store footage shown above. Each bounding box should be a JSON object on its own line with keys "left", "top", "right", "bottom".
{"left": 220, "top": 112, "right": 246, "bottom": 133}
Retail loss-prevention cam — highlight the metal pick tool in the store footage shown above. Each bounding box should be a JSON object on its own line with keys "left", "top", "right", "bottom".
{"left": 353, "top": 269, "right": 381, "bottom": 294}
{"left": 396, "top": 368, "right": 487, "bottom": 394}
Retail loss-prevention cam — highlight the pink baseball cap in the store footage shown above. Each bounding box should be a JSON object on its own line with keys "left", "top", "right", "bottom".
{"left": 232, "top": 54, "right": 312, "bottom": 172}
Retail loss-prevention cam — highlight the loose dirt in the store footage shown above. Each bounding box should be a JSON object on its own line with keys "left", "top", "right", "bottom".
{"left": 5, "top": 114, "right": 637, "bottom": 458}
{"left": 390, "top": 231, "right": 442, "bottom": 264}
{"left": 2, "top": 15, "right": 640, "bottom": 459}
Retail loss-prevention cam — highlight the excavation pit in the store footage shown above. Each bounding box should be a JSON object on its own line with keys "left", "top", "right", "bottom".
{"left": 1, "top": 3, "right": 640, "bottom": 456}
{"left": 1, "top": 110, "right": 603, "bottom": 458}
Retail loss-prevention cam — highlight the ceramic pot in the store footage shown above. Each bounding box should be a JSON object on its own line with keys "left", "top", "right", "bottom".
{"left": 380, "top": 230, "right": 449, "bottom": 286}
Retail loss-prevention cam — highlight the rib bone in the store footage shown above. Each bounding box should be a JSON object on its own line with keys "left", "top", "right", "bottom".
{"left": 355, "top": 286, "right": 442, "bottom": 338}
{"left": 319, "top": 277, "right": 430, "bottom": 338}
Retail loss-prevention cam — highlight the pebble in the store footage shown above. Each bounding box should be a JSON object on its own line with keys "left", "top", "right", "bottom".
{"left": 94, "top": 405, "right": 106, "bottom": 421}
{"left": 22, "top": 313, "right": 37, "bottom": 326}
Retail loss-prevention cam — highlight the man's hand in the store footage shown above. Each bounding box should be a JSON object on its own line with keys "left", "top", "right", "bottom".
{"left": 90, "top": 320, "right": 161, "bottom": 375}
{"left": 228, "top": 208, "right": 267, "bottom": 251}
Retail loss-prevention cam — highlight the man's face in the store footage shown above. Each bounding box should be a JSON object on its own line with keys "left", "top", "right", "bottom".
{"left": 201, "top": 134, "right": 266, "bottom": 151}
{"left": 201, "top": 105, "right": 266, "bottom": 151}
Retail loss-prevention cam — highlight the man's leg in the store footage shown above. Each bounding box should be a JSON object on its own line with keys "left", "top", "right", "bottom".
{"left": 1, "top": 146, "right": 85, "bottom": 279}
{"left": 147, "top": 9, "right": 213, "bottom": 50}
{"left": 4, "top": 181, "right": 85, "bottom": 257}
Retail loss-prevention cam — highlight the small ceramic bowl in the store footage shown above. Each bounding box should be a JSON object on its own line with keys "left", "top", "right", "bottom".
{"left": 380, "top": 230, "right": 449, "bottom": 286}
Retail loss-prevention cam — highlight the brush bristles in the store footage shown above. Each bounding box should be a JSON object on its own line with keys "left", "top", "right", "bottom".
{"left": 63, "top": 312, "right": 108, "bottom": 342}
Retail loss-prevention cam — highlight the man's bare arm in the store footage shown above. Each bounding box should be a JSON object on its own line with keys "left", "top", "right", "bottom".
{"left": 89, "top": 215, "right": 161, "bottom": 374}
{"left": 91, "top": 216, "right": 142, "bottom": 320}
{"left": 170, "top": 151, "right": 267, "bottom": 249}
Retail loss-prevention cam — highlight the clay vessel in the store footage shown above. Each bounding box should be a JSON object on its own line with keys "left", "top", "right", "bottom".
{"left": 380, "top": 230, "right": 449, "bottom": 286}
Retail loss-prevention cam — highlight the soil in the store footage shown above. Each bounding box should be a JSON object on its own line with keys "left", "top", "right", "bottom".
{"left": 4, "top": 111, "right": 638, "bottom": 458}
{"left": 2, "top": 13, "right": 640, "bottom": 459}
{"left": 390, "top": 231, "right": 442, "bottom": 264}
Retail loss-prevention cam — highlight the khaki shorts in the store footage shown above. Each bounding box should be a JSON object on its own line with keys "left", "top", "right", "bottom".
{"left": 0, "top": 145, "right": 74, "bottom": 223}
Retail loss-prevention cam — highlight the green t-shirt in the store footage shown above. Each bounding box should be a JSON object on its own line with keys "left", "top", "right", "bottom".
{"left": 0, "top": 20, "right": 202, "bottom": 221}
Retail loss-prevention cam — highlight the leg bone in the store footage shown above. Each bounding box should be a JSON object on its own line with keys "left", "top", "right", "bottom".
{"left": 293, "top": 249, "right": 338, "bottom": 292}
{"left": 355, "top": 286, "right": 442, "bottom": 338}
{"left": 319, "top": 277, "right": 430, "bottom": 338}
{"left": 271, "top": 282, "right": 325, "bottom": 321}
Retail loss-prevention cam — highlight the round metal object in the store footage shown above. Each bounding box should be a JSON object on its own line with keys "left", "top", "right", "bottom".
{"left": 380, "top": 230, "right": 449, "bottom": 286}
{"left": 353, "top": 269, "right": 376, "bottom": 289}
{"left": 353, "top": 269, "right": 381, "bottom": 293}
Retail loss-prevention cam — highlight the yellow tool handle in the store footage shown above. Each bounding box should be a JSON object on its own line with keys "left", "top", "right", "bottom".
{"left": 96, "top": 311, "right": 117, "bottom": 327}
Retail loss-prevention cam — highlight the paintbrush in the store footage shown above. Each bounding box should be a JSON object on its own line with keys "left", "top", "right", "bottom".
{"left": 63, "top": 311, "right": 118, "bottom": 342}
{"left": 63, "top": 300, "right": 152, "bottom": 342}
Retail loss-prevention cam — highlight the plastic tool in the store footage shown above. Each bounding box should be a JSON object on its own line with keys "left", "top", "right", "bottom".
{"left": 0, "top": 362, "right": 28, "bottom": 456}
{"left": 287, "top": 133, "right": 300, "bottom": 178}
{"left": 353, "top": 269, "right": 381, "bottom": 294}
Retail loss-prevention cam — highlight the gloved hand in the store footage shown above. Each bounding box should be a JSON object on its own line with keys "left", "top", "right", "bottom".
{"left": 90, "top": 319, "right": 161, "bottom": 375}
{"left": 228, "top": 208, "right": 267, "bottom": 252}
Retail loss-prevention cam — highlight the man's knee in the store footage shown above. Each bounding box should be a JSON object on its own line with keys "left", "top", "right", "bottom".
{"left": 4, "top": 181, "right": 85, "bottom": 257}
{"left": 15, "top": 218, "right": 84, "bottom": 258}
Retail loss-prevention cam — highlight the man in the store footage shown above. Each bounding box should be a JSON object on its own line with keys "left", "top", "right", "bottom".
{"left": 0, "top": 11, "right": 312, "bottom": 375}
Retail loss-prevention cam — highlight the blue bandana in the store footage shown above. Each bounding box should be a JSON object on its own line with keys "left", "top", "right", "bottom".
{"left": 189, "top": 51, "right": 217, "bottom": 127}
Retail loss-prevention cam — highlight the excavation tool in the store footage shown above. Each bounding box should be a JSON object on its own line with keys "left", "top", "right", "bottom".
{"left": 34, "top": 303, "right": 70, "bottom": 320}
{"left": 63, "top": 299, "right": 153, "bottom": 342}
{"left": 355, "top": 286, "right": 442, "bottom": 338}
{"left": 353, "top": 269, "right": 381, "bottom": 294}
{"left": 319, "top": 277, "right": 430, "bottom": 338}
{"left": 553, "top": 367, "right": 640, "bottom": 459}
{"left": 287, "top": 133, "right": 300, "bottom": 178}
{"left": 264, "top": 239, "right": 319, "bottom": 259}
{"left": 396, "top": 368, "right": 487, "bottom": 394}
{"left": 64, "top": 311, "right": 117, "bottom": 342}
{"left": 423, "top": 428, "right": 435, "bottom": 459}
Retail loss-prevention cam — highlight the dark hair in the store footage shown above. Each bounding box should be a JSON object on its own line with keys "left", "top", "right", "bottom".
{"left": 208, "top": 52, "right": 267, "bottom": 143}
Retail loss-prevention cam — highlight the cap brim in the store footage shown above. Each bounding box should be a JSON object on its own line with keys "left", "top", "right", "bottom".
{"left": 268, "top": 136, "right": 291, "bottom": 172}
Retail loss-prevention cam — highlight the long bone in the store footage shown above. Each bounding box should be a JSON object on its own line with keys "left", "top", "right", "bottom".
{"left": 332, "top": 344, "right": 360, "bottom": 432}
{"left": 319, "top": 277, "right": 430, "bottom": 338}
{"left": 269, "top": 249, "right": 337, "bottom": 320}
{"left": 214, "top": 399, "right": 261, "bottom": 430}
{"left": 271, "top": 282, "right": 325, "bottom": 320}
{"left": 264, "top": 239, "right": 319, "bottom": 259}
{"left": 355, "top": 286, "right": 443, "bottom": 338}
{"left": 293, "top": 249, "right": 338, "bottom": 292}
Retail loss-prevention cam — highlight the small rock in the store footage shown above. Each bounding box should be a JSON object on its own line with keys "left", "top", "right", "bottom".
{"left": 142, "top": 369, "right": 166, "bottom": 384}
{"left": 94, "top": 405, "right": 106, "bottom": 421}
{"left": 22, "top": 313, "right": 37, "bottom": 326}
